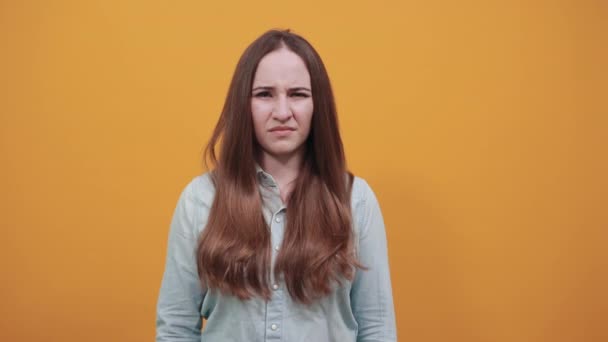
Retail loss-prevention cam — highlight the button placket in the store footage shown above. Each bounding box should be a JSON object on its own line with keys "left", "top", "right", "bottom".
{"left": 270, "top": 213, "right": 283, "bottom": 261}
{"left": 256, "top": 169, "right": 290, "bottom": 340}
{"left": 266, "top": 209, "right": 285, "bottom": 340}
{"left": 266, "top": 277, "right": 284, "bottom": 340}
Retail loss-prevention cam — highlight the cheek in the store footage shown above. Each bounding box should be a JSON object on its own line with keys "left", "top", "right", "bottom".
{"left": 295, "top": 103, "right": 314, "bottom": 130}
{"left": 251, "top": 100, "right": 267, "bottom": 114}
{"left": 251, "top": 101, "right": 268, "bottom": 131}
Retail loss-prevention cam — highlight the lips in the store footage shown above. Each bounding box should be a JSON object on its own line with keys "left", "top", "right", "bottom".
{"left": 269, "top": 126, "right": 296, "bottom": 132}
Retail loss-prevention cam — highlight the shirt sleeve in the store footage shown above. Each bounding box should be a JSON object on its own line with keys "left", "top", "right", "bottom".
{"left": 351, "top": 179, "right": 397, "bottom": 341}
{"left": 156, "top": 178, "right": 207, "bottom": 342}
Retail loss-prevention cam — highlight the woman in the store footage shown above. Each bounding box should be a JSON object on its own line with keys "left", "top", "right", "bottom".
{"left": 156, "top": 29, "right": 396, "bottom": 342}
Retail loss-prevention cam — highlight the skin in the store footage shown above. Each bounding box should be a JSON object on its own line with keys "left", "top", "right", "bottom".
{"left": 251, "top": 46, "right": 314, "bottom": 203}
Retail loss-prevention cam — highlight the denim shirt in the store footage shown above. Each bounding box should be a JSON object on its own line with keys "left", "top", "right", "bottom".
{"left": 156, "top": 165, "right": 397, "bottom": 341}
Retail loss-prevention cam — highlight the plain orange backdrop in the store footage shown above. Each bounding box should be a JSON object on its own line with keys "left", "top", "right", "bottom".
{"left": 1, "top": 1, "right": 606, "bottom": 341}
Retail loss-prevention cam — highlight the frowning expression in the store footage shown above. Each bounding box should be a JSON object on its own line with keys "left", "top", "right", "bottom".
{"left": 251, "top": 47, "right": 313, "bottom": 160}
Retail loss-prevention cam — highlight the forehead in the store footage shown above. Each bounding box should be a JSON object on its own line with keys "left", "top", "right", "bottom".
{"left": 253, "top": 48, "right": 311, "bottom": 86}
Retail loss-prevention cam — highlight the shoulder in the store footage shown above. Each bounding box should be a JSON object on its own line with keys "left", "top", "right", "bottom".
{"left": 350, "top": 174, "right": 377, "bottom": 207}
{"left": 179, "top": 171, "right": 217, "bottom": 208}
{"left": 350, "top": 174, "right": 382, "bottom": 227}
{"left": 173, "top": 172, "right": 216, "bottom": 234}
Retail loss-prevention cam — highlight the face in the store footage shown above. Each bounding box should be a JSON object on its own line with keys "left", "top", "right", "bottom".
{"left": 251, "top": 47, "right": 313, "bottom": 162}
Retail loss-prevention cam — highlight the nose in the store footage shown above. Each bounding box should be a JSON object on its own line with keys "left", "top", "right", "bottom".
{"left": 272, "top": 94, "right": 292, "bottom": 121}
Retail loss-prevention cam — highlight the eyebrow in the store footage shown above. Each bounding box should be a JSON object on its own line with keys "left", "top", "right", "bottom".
{"left": 252, "top": 86, "right": 311, "bottom": 92}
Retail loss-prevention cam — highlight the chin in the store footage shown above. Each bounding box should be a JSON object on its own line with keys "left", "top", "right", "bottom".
{"left": 269, "top": 148, "right": 298, "bottom": 157}
{"left": 264, "top": 144, "right": 301, "bottom": 157}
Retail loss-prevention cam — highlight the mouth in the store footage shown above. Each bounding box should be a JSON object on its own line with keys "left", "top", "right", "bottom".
{"left": 269, "top": 127, "right": 296, "bottom": 132}
{"left": 269, "top": 127, "right": 295, "bottom": 136}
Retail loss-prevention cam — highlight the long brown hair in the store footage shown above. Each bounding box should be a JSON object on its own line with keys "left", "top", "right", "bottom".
{"left": 196, "top": 29, "right": 361, "bottom": 304}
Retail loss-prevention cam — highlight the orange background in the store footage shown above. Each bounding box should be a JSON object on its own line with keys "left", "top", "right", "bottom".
{"left": 1, "top": 1, "right": 606, "bottom": 341}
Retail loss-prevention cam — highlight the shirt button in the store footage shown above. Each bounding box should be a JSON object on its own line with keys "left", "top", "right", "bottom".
{"left": 275, "top": 216, "right": 281, "bottom": 223}
{"left": 274, "top": 245, "right": 280, "bottom": 251}
{"left": 272, "top": 283, "right": 279, "bottom": 290}
{"left": 271, "top": 323, "right": 278, "bottom": 331}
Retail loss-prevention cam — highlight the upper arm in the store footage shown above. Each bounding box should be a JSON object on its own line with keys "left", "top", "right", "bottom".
{"left": 351, "top": 178, "right": 397, "bottom": 341}
{"left": 156, "top": 176, "right": 212, "bottom": 341}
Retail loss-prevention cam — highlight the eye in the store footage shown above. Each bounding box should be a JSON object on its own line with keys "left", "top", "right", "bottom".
{"left": 254, "top": 91, "right": 272, "bottom": 97}
{"left": 291, "top": 92, "right": 310, "bottom": 98}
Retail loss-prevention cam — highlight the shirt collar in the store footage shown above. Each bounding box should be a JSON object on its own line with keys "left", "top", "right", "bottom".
{"left": 254, "top": 162, "right": 264, "bottom": 175}
{"left": 254, "top": 162, "right": 277, "bottom": 188}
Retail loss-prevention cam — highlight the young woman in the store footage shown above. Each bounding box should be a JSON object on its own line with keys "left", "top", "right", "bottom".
{"left": 156, "top": 29, "right": 396, "bottom": 342}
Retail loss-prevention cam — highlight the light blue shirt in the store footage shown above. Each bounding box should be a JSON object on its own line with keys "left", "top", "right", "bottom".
{"left": 156, "top": 165, "right": 397, "bottom": 341}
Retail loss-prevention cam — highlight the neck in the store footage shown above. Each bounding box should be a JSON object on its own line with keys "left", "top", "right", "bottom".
{"left": 257, "top": 148, "right": 304, "bottom": 187}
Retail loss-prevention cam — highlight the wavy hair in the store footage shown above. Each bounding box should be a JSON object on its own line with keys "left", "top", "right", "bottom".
{"left": 196, "top": 29, "right": 361, "bottom": 304}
